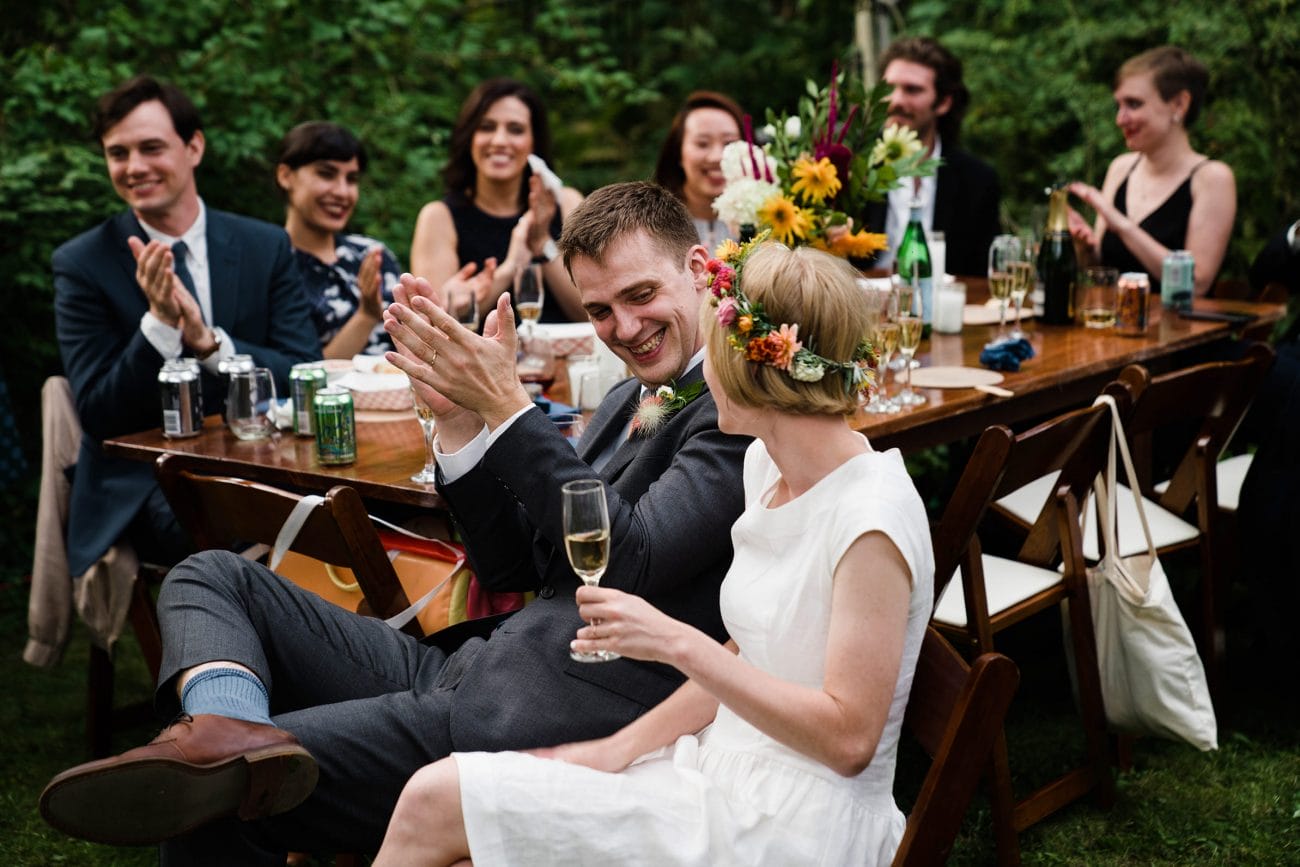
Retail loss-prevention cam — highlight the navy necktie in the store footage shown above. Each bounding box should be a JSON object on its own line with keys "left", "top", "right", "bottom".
{"left": 172, "top": 241, "right": 198, "bottom": 299}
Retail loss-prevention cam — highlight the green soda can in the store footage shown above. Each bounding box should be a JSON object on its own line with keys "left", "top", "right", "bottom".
{"left": 313, "top": 386, "right": 356, "bottom": 465}
{"left": 290, "top": 363, "right": 328, "bottom": 436}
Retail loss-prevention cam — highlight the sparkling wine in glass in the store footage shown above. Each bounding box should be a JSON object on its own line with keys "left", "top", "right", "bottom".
{"left": 563, "top": 479, "right": 617, "bottom": 662}
{"left": 1007, "top": 260, "right": 1035, "bottom": 339}
{"left": 514, "top": 261, "right": 545, "bottom": 336}
{"left": 865, "top": 321, "right": 901, "bottom": 414}
{"left": 895, "top": 315, "right": 927, "bottom": 407}
{"left": 410, "top": 387, "right": 438, "bottom": 483}
{"left": 987, "top": 235, "right": 1022, "bottom": 343}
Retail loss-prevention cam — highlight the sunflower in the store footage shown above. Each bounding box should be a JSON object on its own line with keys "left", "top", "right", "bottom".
{"left": 870, "top": 123, "right": 923, "bottom": 166}
{"left": 757, "top": 194, "right": 811, "bottom": 245}
{"left": 790, "top": 157, "right": 842, "bottom": 205}
{"left": 829, "top": 229, "right": 889, "bottom": 259}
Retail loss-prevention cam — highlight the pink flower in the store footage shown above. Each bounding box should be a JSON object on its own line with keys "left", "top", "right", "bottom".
{"left": 769, "top": 323, "right": 802, "bottom": 370}
{"left": 716, "top": 297, "right": 738, "bottom": 327}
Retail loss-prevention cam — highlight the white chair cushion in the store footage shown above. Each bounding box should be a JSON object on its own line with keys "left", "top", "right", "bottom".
{"left": 933, "top": 554, "right": 1063, "bottom": 628}
{"left": 1153, "top": 453, "right": 1253, "bottom": 513}
{"left": 998, "top": 471, "right": 1200, "bottom": 559}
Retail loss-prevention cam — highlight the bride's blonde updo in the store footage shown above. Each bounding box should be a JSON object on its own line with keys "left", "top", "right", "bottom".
{"left": 703, "top": 243, "right": 873, "bottom": 416}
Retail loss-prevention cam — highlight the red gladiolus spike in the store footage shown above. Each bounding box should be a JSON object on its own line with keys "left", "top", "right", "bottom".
{"left": 836, "top": 105, "right": 859, "bottom": 145}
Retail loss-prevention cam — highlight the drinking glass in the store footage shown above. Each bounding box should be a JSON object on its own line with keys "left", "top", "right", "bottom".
{"left": 888, "top": 274, "right": 920, "bottom": 372}
{"left": 895, "top": 313, "right": 927, "bottom": 407}
{"left": 514, "top": 261, "right": 545, "bottom": 337}
{"left": 1078, "top": 267, "right": 1119, "bottom": 328}
{"left": 1007, "top": 259, "right": 1035, "bottom": 339}
{"left": 447, "top": 284, "right": 479, "bottom": 332}
{"left": 563, "top": 479, "right": 616, "bottom": 662}
{"left": 864, "top": 321, "right": 901, "bottom": 414}
{"left": 517, "top": 330, "right": 556, "bottom": 398}
{"left": 410, "top": 387, "right": 438, "bottom": 483}
{"left": 227, "top": 368, "right": 277, "bottom": 440}
{"left": 987, "top": 235, "right": 1022, "bottom": 342}
{"left": 552, "top": 413, "right": 586, "bottom": 446}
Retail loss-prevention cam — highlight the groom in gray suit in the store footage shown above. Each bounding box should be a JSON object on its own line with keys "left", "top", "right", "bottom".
{"left": 53, "top": 74, "right": 319, "bottom": 578}
{"left": 40, "top": 182, "right": 750, "bottom": 863}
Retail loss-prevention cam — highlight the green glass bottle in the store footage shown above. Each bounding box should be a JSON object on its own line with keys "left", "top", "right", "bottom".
{"left": 895, "top": 200, "right": 933, "bottom": 326}
{"left": 1038, "top": 187, "right": 1076, "bottom": 326}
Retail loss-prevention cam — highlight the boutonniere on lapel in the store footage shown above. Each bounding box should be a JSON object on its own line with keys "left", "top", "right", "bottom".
{"left": 630, "top": 381, "right": 705, "bottom": 438}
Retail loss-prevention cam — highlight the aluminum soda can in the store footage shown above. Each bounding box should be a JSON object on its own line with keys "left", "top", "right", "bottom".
{"left": 1115, "top": 272, "right": 1150, "bottom": 336}
{"left": 158, "top": 360, "right": 203, "bottom": 438}
{"left": 290, "top": 363, "right": 328, "bottom": 437}
{"left": 179, "top": 356, "right": 204, "bottom": 411}
{"left": 1161, "top": 250, "right": 1194, "bottom": 313}
{"left": 313, "top": 386, "right": 356, "bottom": 466}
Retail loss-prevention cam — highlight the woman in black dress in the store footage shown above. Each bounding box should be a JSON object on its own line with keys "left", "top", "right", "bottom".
{"left": 1068, "top": 46, "right": 1235, "bottom": 296}
{"left": 410, "top": 79, "right": 585, "bottom": 321}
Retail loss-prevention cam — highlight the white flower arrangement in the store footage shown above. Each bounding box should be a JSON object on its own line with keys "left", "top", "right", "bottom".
{"left": 713, "top": 141, "right": 781, "bottom": 227}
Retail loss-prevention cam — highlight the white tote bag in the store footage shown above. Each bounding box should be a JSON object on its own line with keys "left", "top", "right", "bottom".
{"left": 1086, "top": 394, "right": 1217, "bottom": 750}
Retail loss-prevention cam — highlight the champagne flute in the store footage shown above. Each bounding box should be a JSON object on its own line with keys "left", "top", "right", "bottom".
{"left": 514, "top": 260, "right": 544, "bottom": 338}
{"left": 865, "top": 321, "right": 901, "bottom": 414}
{"left": 1007, "top": 260, "right": 1035, "bottom": 339}
{"left": 563, "top": 479, "right": 616, "bottom": 663}
{"left": 987, "top": 234, "right": 1021, "bottom": 343}
{"left": 888, "top": 275, "right": 919, "bottom": 372}
{"left": 447, "top": 284, "right": 480, "bottom": 332}
{"left": 895, "top": 314, "right": 927, "bottom": 407}
{"left": 410, "top": 386, "right": 437, "bottom": 484}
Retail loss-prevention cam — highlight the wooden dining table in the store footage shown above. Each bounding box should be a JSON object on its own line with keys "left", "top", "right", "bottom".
{"left": 104, "top": 291, "right": 1284, "bottom": 510}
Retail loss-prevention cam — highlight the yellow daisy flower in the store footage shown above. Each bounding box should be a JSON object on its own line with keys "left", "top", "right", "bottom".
{"left": 870, "top": 123, "right": 923, "bottom": 166}
{"left": 714, "top": 238, "right": 742, "bottom": 262}
{"left": 757, "top": 194, "right": 811, "bottom": 245}
{"left": 790, "top": 157, "right": 842, "bottom": 205}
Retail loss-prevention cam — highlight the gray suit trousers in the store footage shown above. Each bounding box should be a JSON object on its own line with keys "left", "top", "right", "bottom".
{"left": 155, "top": 550, "right": 474, "bottom": 863}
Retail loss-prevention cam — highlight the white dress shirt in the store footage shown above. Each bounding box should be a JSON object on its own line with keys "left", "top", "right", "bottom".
{"left": 876, "top": 137, "right": 943, "bottom": 271}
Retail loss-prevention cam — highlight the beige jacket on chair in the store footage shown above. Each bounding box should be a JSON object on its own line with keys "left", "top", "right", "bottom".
{"left": 24, "top": 376, "right": 138, "bottom": 667}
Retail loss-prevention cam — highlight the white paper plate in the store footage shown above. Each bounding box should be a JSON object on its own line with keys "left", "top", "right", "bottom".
{"left": 909, "top": 366, "right": 1006, "bottom": 389}
{"left": 963, "top": 300, "right": 1034, "bottom": 327}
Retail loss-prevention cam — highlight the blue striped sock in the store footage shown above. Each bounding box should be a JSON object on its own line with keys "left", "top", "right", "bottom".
{"left": 179, "top": 667, "right": 273, "bottom": 726}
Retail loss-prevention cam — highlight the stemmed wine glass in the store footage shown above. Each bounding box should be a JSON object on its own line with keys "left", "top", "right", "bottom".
{"left": 987, "top": 234, "right": 1022, "bottom": 343}
{"left": 514, "top": 260, "right": 545, "bottom": 338}
{"left": 894, "top": 292, "right": 926, "bottom": 408}
{"left": 865, "top": 321, "right": 901, "bottom": 414}
{"left": 447, "top": 284, "right": 480, "bottom": 332}
{"left": 410, "top": 386, "right": 437, "bottom": 484}
{"left": 563, "top": 479, "right": 616, "bottom": 663}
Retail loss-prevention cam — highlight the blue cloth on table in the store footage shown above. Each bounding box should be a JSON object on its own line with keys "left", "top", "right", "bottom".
{"left": 532, "top": 396, "right": 580, "bottom": 418}
{"left": 979, "top": 338, "right": 1035, "bottom": 372}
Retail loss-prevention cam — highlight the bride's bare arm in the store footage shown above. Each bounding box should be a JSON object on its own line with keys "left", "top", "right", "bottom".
{"left": 573, "top": 530, "right": 912, "bottom": 777}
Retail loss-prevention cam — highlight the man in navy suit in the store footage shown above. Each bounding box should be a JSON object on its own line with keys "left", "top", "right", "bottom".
{"left": 867, "top": 36, "right": 1002, "bottom": 278}
{"left": 53, "top": 75, "right": 319, "bottom": 577}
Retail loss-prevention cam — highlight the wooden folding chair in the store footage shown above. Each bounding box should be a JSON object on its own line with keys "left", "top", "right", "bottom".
{"left": 893, "top": 627, "right": 1019, "bottom": 867}
{"left": 155, "top": 452, "right": 423, "bottom": 637}
{"left": 930, "top": 401, "right": 1115, "bottom": 864}
{"left": 1097, "top": 343, "right": 1274, "bottom": 705}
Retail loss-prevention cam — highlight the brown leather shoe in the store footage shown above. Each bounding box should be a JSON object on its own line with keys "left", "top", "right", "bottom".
{"left": 39, "top": 713, "right": 318, "bottom": 845}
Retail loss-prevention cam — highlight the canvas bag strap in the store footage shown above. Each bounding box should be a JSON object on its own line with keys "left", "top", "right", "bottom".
{"left": 269, "top": 494, "right": 449, "bottom": 631}
{"left": 1093, "top": 394, "right": 1159, "bottom": 594}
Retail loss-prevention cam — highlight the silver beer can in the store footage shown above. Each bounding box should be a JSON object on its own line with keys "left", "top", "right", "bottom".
{"left": 158, "top": 360, "right": 203, "bottom": 438}
{"left": 1161, "top": 249, "right": 1194, "bottom": 313}
{"left": 290, "top": 363, "right": 328, "bottom": 437}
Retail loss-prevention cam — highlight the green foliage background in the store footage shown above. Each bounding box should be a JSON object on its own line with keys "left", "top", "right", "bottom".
{"left": 2, "top": 0, "right": 1297, "bottom": 546}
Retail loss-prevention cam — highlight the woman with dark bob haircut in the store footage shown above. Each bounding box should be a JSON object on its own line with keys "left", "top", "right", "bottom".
{"left": 276, "top": 121, "right": 402, "bottom": 357}
{"left": 653, "top": 91, "right": 744, "bottom": 251}
{"left": 1069, "top": 46, "right": 1236, "bottom": 296}
{"left": 410, "top": 79, "right": 585, "bottom": 322}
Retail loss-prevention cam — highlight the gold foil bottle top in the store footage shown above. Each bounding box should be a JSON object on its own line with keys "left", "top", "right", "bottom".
{"left": 1046, "top": 186, "right": 1070, "bottom": 233}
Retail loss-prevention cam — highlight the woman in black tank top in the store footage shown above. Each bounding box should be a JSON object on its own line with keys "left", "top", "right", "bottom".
{"left": 410, "top": 79, "right": 585, "bottom": 322}
{"left": 1067, "top": 46, "right": 1235, "bottom": 296}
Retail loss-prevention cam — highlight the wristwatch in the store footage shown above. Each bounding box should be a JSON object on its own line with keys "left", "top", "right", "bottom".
{"left": 194, "top": 328, "right": 222, "bottom": 360}
{"left": 532, "top": 238, "right": 559, "bottom": 265}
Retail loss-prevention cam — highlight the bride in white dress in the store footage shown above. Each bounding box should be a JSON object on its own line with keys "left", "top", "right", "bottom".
{"left": 375, "top": 241, "right": 935, "bottom": 866}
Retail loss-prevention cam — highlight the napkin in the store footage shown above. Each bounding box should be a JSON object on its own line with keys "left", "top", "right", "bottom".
{"left": 979, "top": 338, "right": 1035, "bottom": 372}
{"left": 527, "top": 154, "right": 564, "bottom": 195}
{"left": 531, "top": 395, "right": 580, "bottom": 417}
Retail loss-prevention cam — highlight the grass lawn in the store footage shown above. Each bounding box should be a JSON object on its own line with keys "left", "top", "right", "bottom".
{"left": 2, "top": 562, "right": 1298, "bottom": 864}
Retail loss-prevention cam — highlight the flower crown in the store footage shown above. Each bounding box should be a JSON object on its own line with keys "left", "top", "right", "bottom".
{"left": 706, "top": 233, "right": 875, "bottom": 399}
